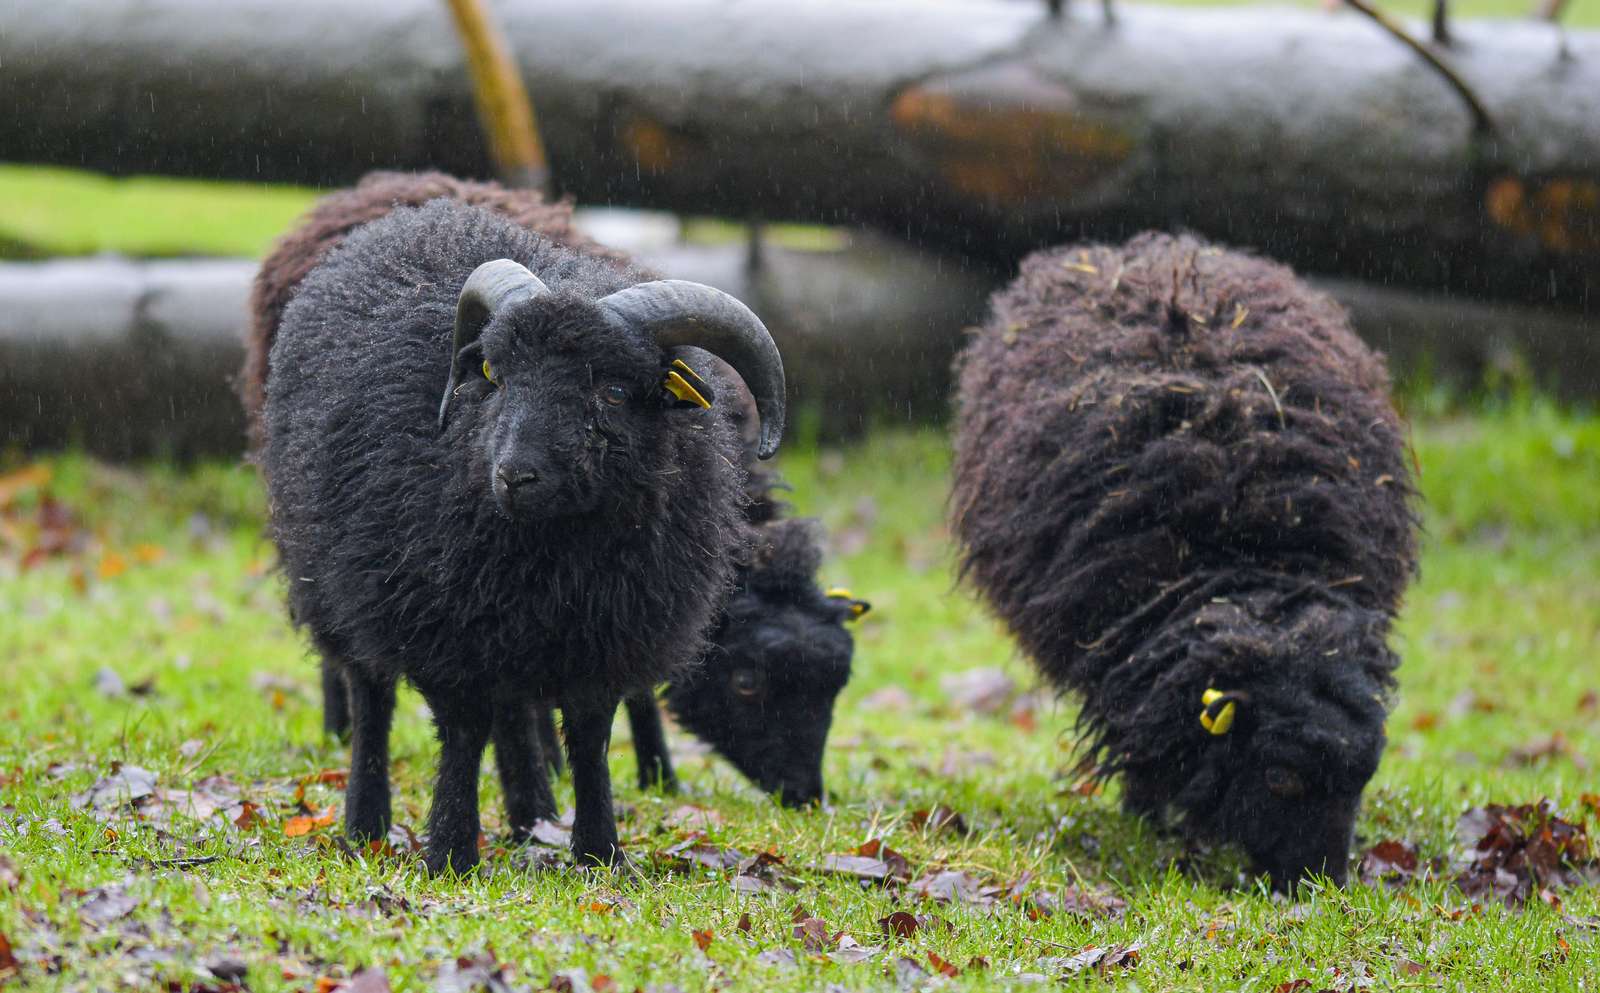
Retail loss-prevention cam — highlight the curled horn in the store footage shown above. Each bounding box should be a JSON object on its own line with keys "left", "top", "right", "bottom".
{"left": 438, "top": 259, "right": 550, "bottom": 430}
{"left": 596, "top": 280, "right": 787, "bottom": 459}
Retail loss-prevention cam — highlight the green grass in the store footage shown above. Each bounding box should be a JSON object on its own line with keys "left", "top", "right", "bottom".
{"left": 0, "top": 165, "right": 316, "bottom": 260}
{"left": 2, "top": 400, "right": 1596, "bottom": 992}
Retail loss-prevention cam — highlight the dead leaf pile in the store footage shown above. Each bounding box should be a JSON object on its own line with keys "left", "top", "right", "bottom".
{"left": 1454, "top": 801, "right": 1599, "bottom": 905}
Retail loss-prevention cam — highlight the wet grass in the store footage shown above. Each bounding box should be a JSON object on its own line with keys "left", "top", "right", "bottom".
{"left": 1, "top": 399, "right": 1596, "bottom": 991}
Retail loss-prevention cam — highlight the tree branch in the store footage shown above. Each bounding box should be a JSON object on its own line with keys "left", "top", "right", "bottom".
{"left": 443, "top": 0, "right": 549, "bottom": 192}
{"left": 1344, "top": 0, "right": 1493, "bottom": 133}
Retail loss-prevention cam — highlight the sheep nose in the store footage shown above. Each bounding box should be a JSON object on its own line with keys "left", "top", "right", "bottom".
{"left": 496, "top": 467, "right": 540, "bottom": 490}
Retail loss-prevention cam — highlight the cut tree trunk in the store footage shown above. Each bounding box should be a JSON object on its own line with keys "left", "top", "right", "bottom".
{"left": 2, "top": 248, "right": 1591, "bottom": 459}
{"left": 1, "top": 0, "right": 1595, "bottom": 313}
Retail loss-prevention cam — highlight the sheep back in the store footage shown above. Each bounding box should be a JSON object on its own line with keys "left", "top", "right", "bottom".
{"left": 951, "top": 232, "right": 1419, "bottom": 794}
{"left": 243, "top": 171, "right": 628, "bottom": 447}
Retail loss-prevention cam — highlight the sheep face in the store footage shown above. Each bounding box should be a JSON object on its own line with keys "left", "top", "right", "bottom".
{"left": 1120, "top": 601, "right": 1393, "bottom": 891}
{"left": 459, "top": 294, "right": 686, "bottom": 521}
{"left": 665, "top": 592, "right": 857, "bottom": 806}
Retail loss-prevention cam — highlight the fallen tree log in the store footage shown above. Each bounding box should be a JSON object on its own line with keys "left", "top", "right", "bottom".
{"left": 2, "top": 244, "right": 1592, "bottom": 459}
{"left": 0, "top": 228, "right": 992, "bottom": 459}
{"left": 2, "top": 0, "right": 1596, "bottom": 313}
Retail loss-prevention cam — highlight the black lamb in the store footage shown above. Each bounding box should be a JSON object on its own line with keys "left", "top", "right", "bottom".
{"left": 262, "top": 198, "right": 785, "bottom": 871}
{"left": 636, "top": 516, "right": 867, "bottom": 803}
{"left": 950, "top": 232, "right": 1418, "bottom": 889}
{"left": 244, "top": 172, "right": 861, "bottom": 812}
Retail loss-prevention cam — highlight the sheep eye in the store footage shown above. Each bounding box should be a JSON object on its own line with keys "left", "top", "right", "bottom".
{"left": 600, "top": 384, "right": 629, "bottom": 406}
{"left": 482, "top": 360, "right": 497, "bottom": 384}
{"left": 729, "top": 668, "right": 764, "bottom": 698}
{"left": 1264, "top": 766, "right": 1305, "bottom": 798}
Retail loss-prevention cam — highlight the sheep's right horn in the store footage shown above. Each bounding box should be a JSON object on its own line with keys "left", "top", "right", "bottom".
{"left": 597, "top": 280, "right": 787, "bottom": 459}
{"left": 439, "top": 259, "right": 549, "bottom": 430}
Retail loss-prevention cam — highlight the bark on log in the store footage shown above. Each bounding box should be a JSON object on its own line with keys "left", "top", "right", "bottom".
{"left": 2, "top": 0, "right": 1596, "bottom": 313}
{"left": 0, "top": 231, "right": 993, "bottom": 459}
{"left": 2, "top": 249, "right": 1593, "bottom": 459}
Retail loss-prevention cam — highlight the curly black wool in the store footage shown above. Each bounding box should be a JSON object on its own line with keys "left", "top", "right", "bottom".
{"left": 950, "top": 233, "right": 1419, "bottom": 888}
{"left": 263, "top": 199, "right": 754, "bottom": 872}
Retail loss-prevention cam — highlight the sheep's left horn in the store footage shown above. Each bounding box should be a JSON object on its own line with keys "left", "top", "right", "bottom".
{"left": 439, "top": 259, "right": 550, "bottom": 430}
{"left": 597, "top": 280, "right": 787, "bottom": 459}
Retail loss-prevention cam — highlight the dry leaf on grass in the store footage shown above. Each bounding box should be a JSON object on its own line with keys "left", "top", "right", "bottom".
{"left": 1454, "top": 800, "right": 1598, "bottom": 905}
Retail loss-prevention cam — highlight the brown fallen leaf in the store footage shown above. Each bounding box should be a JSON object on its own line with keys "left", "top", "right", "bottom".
{"left": 735, "top": 912, "right": 752, "bottom": 932}
{"left": 927, "top": 952, "right": 960, "bottom": 978}
{"left": 664, "top": 804, "right": 724, "bottom": 831}
{"left": 1506, "top": 733, "right": 1590, "bottom": 771}
{"left": 692, "top": 928, "right": 714, "bottom": 952}
{"left": 890, "top": 956, "right": 928, "bottom": 985}
{"left": 0, "top": 930, "right": 18, "bottom": 977}
{"left": 879, "top": 911, "right": 920, "bottom": 939}
{"left": 909, "top": 805, "right": 969, "bottom": 837}
{"left": 74, "top": 764, "right": 159, "bottom": 810}
{"left": 233, "top": 802, "right": 264, "bottom": 831}
{"left": 97, "top": 552, "right": 127, "bottom": 580}
{"left": 813, "top": 839, "right": 912, "bottom": 884}
{"left": 859, "top": 686, "right": 914, "bottom": 713}
{"left": 1358, "top": 839, "right": 1420, "bottom": 885}
{"left": 828, "top": 934, "right": 880, "bottom": 965}
{"left": 284, "top": 806, "right": 338, "bottom": 838}
{"left": 908, "top": 869, "right": 990, "bottom": 906}
{"left": 793, "top": 916, "right": 833, "bottom": 952}
{"left": 756, "top": 948, "right": 798, "bottom": 970}
{"left": 1272, "top": 981, "right": 1313, "bottom": 993}
{"left": 78, "top": 885, "right": 139, "bottom": 925}
{"left": 438, "top": 952, "right": 515, "bottom": 992}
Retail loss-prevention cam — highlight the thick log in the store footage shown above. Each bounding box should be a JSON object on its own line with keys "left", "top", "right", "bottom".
{"left": 2, "top": 247, "right": 1593, "bottom": 459}
{"left": 1, "top": 1, "right": 1595, "bottom": 313}
{"left": 0, "top": 228, "right": 992, "bottom": 459}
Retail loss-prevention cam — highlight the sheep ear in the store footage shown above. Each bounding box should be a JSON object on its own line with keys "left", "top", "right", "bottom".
{"left": 438, "top": 260, "right": 549, "bottom": 430}
{"left": 1199, "top": 688, "right": 1247, "bottom": 736}
{"left": 663, "top": 358, "right": 715, "bottom": 410}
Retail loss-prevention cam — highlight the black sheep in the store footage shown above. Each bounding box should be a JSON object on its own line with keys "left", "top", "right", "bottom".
{"left": 244, "top": 172, "right": 861, "bottom": 811}
{"left": 262, "top": 199, "right": 785, "bottom": 871}
{"left": 648, "top": 517, "right": 867, "bottom": 803}
{"left": 950, "top": 233, "right": 1418, "bottom": 889}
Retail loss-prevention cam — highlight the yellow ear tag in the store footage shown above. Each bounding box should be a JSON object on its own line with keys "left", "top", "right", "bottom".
{"left": 482, "top": 359, "right": 495, "bottom": 382}
{"left": 664, "top": 370, "right": 712, "bottom": 409}
{"left": 826, "top": 587, "right": 871, "bottom": 619}
{"left": 1199, "top": 689, "right": 1236, "bottom": 735}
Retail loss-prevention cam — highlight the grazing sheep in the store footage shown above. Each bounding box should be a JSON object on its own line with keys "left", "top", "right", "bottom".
{"left": 950, "top": 232, "right": 1418, "bottom": 889}
{"left": 640, "top": 516, "right": 868, "bottom": 803}
{"left": 262, "top": 198, "right": 785, "bottom": 871}
{"left": 246, "top": 172, "right": 860, "bottom": 813}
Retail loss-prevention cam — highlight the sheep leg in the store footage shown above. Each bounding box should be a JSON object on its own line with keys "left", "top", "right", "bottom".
{"left": 342, "top": 665, "right": 396, "bottom": 843}
{"left": 624, "top": 691, "right": 678, "bottom": 793}
{"left": 320, "top": 657, "right": 351, "bottom": 740}
{"left": 561, "top": 692, "right": 625, "bottom": 868}
{"left": 492, "top": 694, "right": 559, "bottom": 841}
{"left": 423, "top": 693, "right": 494, "bottom": 874}
{"left": 535, "top": 705, "right": 565, "bottom": 777}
